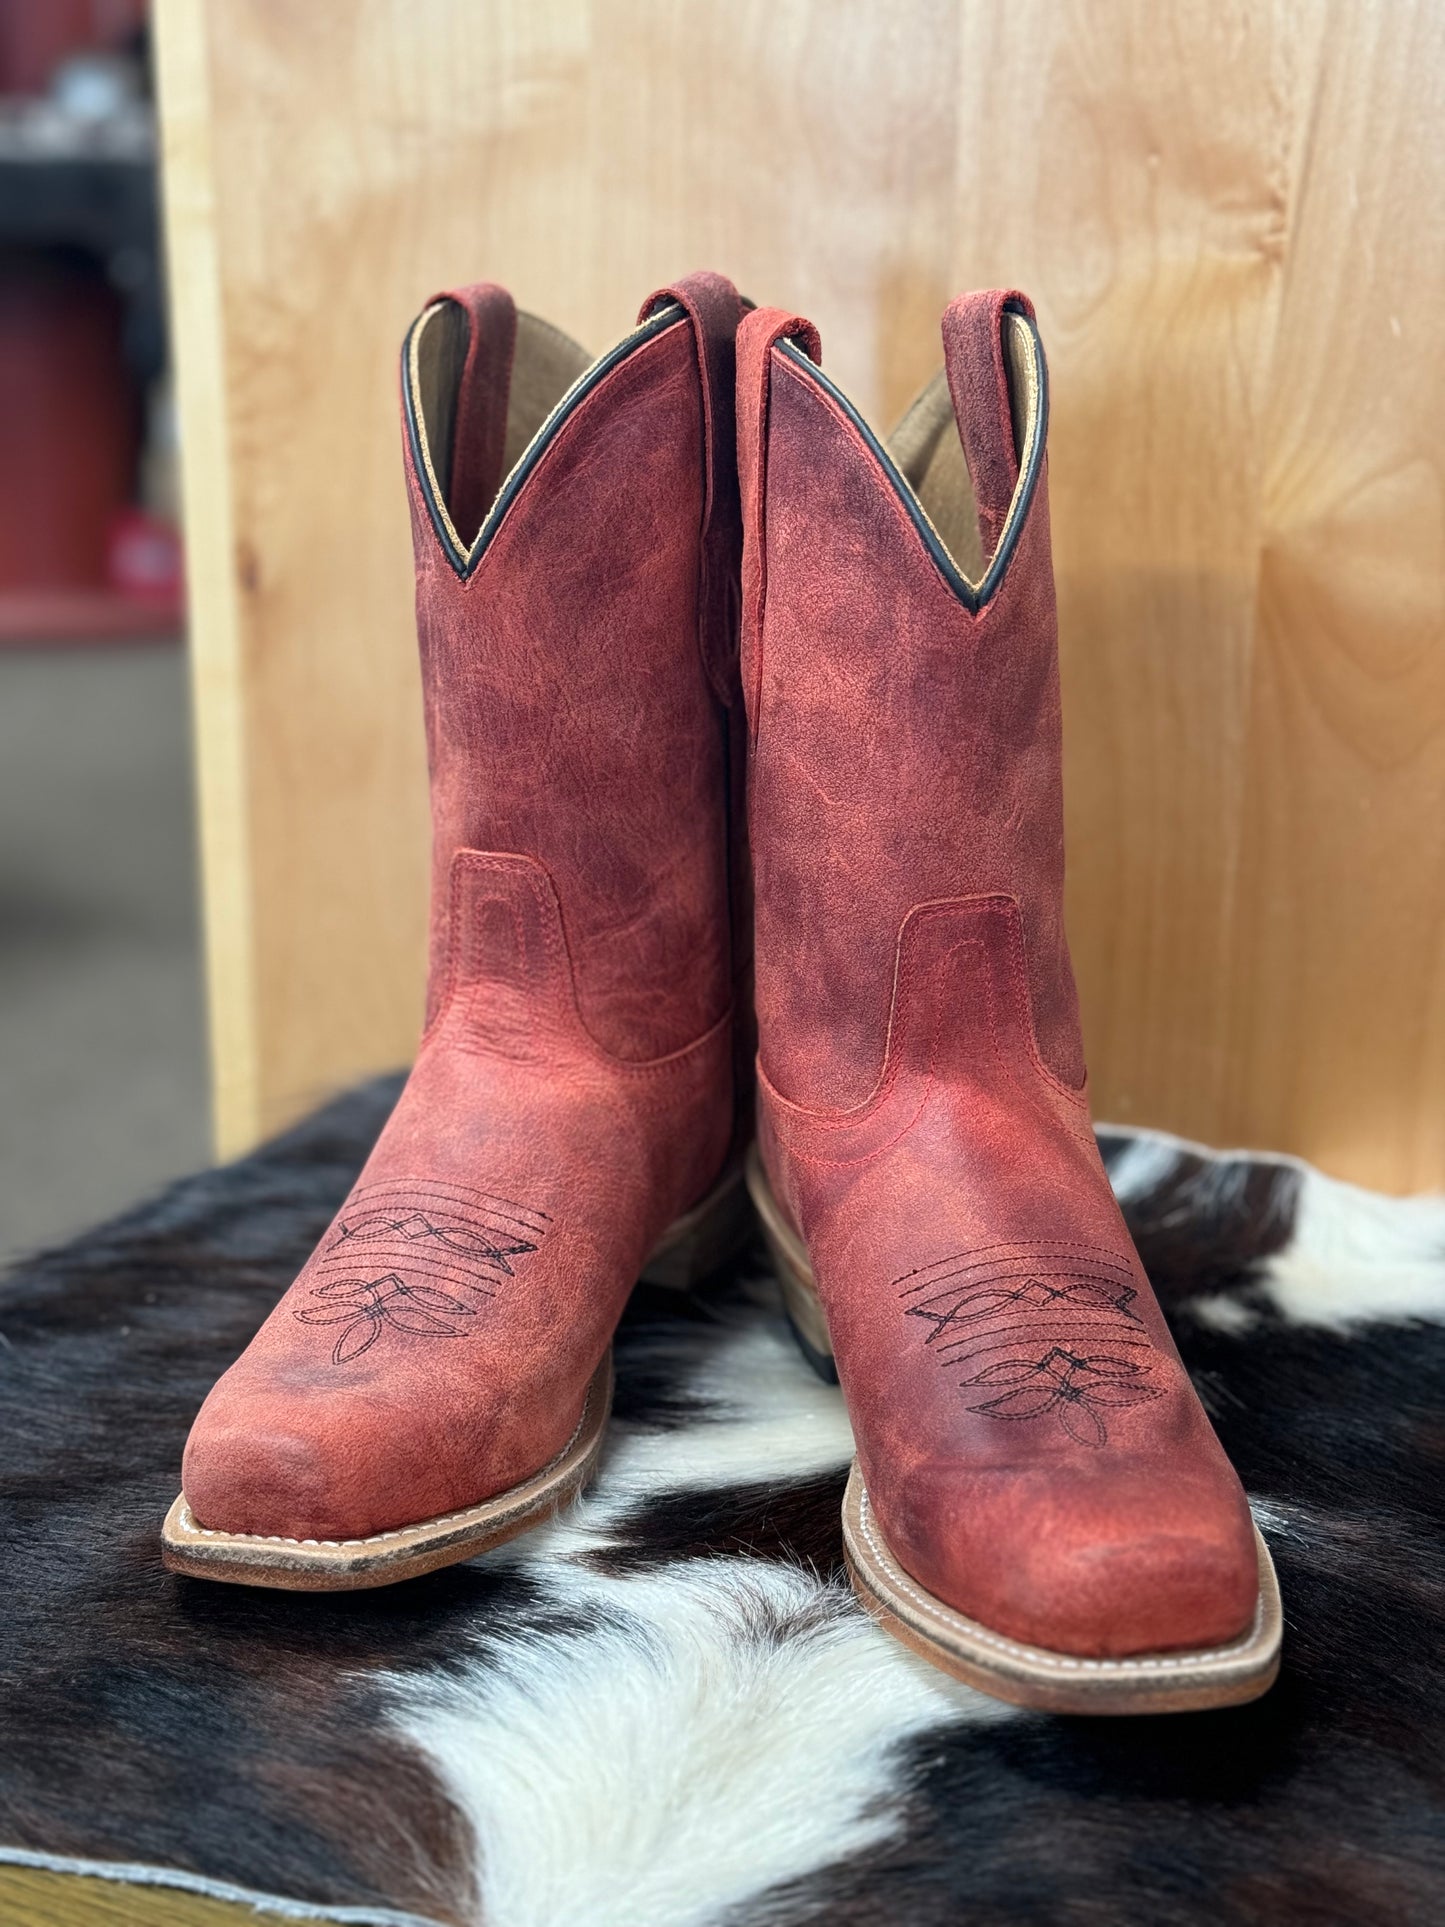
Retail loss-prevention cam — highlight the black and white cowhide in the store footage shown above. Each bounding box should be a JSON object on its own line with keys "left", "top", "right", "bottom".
{"left": 1, "top": 1078, "right": 1443, "bottom": 1925}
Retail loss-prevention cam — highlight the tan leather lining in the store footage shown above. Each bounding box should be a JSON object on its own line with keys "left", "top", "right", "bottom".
{"left": 887, "top": 369, "right": 986, "bottom": 582}
{"left": 1001, "top": 309, "right": 1039, "bottom": 476}
{"left": 412, "top": 301, "right": 468, "bottom": 527}
{"left": 503, "top": 313, "right": 593, "bottom": 477}
{"left": 885, "top": 310, "right": 1043, "bottom": 592}
{"left": 408, "top": 305, "right": 591, "bottom": 555}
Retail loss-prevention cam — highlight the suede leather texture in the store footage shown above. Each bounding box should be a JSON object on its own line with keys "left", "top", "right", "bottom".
{"left": 738, "top": 294, "right": 1259, "bottom": 1659}
{"left": 181, "top": 274, "right": 745, "bottom": 1544}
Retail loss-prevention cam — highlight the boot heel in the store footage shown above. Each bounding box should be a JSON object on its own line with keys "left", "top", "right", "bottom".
{"left": 639, "top": 1160, "right": 753, "bottom": 1289}
{"left": 744, "top": 1146, "right": 837, "bottom": 1382}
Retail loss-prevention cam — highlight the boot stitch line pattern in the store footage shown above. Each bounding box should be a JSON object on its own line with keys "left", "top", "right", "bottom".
{"left": 895, "top": 1253, "right": 1164, "bottom": 1448}
{"left": 892, "top": 1241, "right": 1134, "bottom": 1290}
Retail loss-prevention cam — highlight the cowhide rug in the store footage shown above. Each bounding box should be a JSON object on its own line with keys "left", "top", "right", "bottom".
{"left": 1, "top": 1078, "right": 1443, "bottom": 1926}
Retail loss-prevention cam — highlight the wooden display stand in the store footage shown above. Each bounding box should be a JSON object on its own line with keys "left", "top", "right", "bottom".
{"left": 155, "top": 0, "right": 1445, "bottom": 1195}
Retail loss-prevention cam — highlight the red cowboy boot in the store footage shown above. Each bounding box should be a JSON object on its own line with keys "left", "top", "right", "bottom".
{"left": 163, "top": 273, "right": 752, "bottom": 1589}
{"left": 738, "top": 294, "right": 1281, "bottom": 1712}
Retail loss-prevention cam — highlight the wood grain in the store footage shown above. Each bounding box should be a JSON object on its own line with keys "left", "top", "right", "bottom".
{"left": 155, "top": 0, "right": 1445, "bottom": 1191}
{"left": 0, "top": 1864, "right": 287, "bottom": 1926}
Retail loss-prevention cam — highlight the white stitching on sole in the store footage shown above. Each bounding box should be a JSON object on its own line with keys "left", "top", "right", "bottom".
{"left": 174, "top": 1371, "right": 602, "bottom": 1552}
{"left": 853, "top": 1484, "right": 1271, "bottom": 1677}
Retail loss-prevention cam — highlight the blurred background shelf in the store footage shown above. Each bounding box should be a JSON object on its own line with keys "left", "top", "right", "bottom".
{"left": 0, "top": 1, "right": 182, "bottom": 645}
{"left": 0, "top": 2, "right": 200, "bottom": 1265}
{"left": 0, "top": 584, "right": 180, "bottom": 643}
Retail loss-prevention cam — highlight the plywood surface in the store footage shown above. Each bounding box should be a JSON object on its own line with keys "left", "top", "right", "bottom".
{"left": 0, "top": 1863, "right": 290, "bottom": 1925}
{"left": 155, "top": 0, "right": 1445, "bottom": 1191}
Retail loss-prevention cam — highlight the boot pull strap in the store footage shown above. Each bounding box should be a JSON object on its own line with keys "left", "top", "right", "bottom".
{"left": 940, "top": 289, "right": 1040, "bottom": 566}
{"left": 437, "top": 282, "right": 517, "bottom": 548}
{"left": 736, "top": 307, "right": 821, "bottom": 736}
{"left": 639, "top": 272, "right": 747, "bottom": 705}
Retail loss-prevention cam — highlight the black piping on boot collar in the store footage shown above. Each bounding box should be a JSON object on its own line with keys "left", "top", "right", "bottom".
{"left": 773, "top": 299, "right": 1048, "bottom": 614}
{"left": 403, "top": 300, "right": 687, "bottom": 581}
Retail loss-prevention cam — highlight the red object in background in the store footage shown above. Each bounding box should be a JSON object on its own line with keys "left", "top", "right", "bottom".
{"left": 0, "top": 0, "right": 149, "bottom": 95}
{"left": 0, "top": 249, "right": 179, "bottom": 642}
{"left": 0, "top": 250, "right": 137, "bottom": 590}
{"left": 0, "top": 2, "right": 181, "bottom": 644}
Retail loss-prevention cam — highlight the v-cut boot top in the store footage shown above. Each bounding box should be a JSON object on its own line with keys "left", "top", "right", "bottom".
{"left": 401, "top": 274, "right": 746, "bottom": 1065}
{"left": 738, "top": 291, "right": 1081, "bottom": 1116}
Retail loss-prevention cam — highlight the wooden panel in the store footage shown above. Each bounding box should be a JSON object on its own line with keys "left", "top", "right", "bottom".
{"left": 154, "top": 0, "right": 1445, "bottom": 1191}
{"left": 0, "top": 1864, "right": 288, "bottom": 1925}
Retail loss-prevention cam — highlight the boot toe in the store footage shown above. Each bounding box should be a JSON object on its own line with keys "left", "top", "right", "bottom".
{"left": 883, "top": 1463, "right": 1260, "bottom": 1659}
{"left": 181, "top": 1384, "right": 464, "bottom": 1543}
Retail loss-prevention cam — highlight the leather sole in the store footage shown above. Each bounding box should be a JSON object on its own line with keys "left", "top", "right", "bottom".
{"left": 161, "top": 1164, "right": 752, "bottom": 1591}
{"left": 746, "top": 1147, "right": 1284, "bottom": 1714}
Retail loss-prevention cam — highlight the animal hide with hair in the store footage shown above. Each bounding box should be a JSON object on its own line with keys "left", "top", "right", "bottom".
{"left": 1, "top": 1078, "right": 1443, "bottom": 1925}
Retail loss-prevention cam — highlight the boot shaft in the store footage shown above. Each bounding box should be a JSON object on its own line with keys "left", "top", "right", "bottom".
{"left": 736, "top": 292, "right": 1084, "bottom": 1113}
{"left": 401, "top": 275, "right": 745, "bottom": 1065}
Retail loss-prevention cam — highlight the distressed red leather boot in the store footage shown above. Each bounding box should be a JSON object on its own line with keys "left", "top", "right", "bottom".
{"left": 163, "top": 273, "right": 751, "bottom": 1589}
{"left": 738, "top": 294, "right": 1281, "bottom": 1711}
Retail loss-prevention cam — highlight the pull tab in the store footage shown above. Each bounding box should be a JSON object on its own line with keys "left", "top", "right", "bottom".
{"left": 736, "top": 307, "right": 821, "bottom": 734}
{"left": 940, "top": 289, "right": 1036, "bottom": 565}
{"left": 638, "top": 272, "right": 746, "bottom": 705}
{"left": 436, "top": 283, "right": 517, "bottom": 548}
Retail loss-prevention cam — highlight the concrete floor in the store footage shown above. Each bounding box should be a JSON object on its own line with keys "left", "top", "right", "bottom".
{"left": 0, "top": 643, "right": 208, "bottom": 1262}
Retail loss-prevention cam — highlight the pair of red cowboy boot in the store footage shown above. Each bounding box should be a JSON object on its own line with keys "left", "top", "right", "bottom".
{"left": 164, "top": 272, "right": 1281, "bottom": 1714}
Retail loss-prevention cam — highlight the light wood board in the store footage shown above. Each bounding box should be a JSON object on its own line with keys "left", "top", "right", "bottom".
{"left": 0, "top": 1864, "right": 295, "bottom": 1926}
{"left": 154, "top": 0, "right": 1445, "bottom": 1193}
